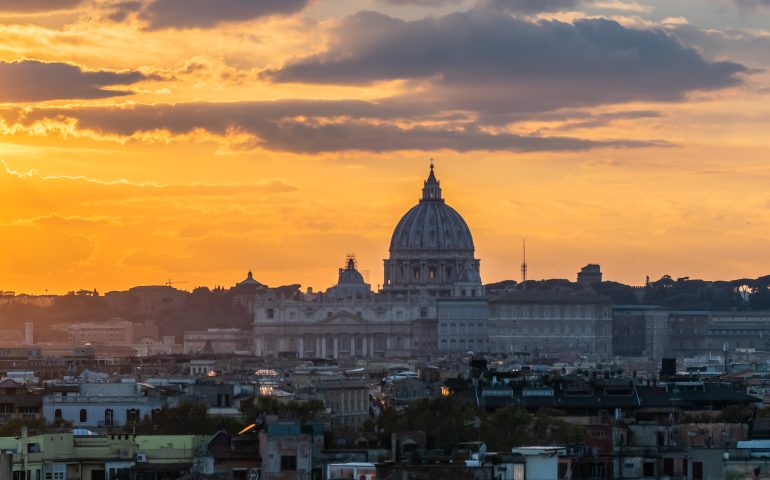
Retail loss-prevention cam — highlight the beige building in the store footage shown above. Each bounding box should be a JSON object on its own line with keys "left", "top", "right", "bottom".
{"left": 183, "top": 328, "right": 250, "bottom": 354}
{"left": 57, "top": 319, "right": 135, "bottom": 346}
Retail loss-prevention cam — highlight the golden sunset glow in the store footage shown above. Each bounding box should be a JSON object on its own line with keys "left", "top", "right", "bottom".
{"left": 1, "top": 0, "right": 770, "bottom": 294}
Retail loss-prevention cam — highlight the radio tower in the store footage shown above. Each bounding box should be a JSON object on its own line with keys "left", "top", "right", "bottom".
{"left": 520, "top": 239, "right": 528, "bottom": 284}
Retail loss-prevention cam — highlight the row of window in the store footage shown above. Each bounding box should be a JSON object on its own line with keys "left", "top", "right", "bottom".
{"left": 266, "top": 308, "right": 409, "bottom": 320}
{"left": 263, "top": 335, "right": 395, "bottom": 353}
{"left": 487, "top": 341, "right": 607, "bottom": 353}
{"left": 439, "top": 322, "right": 484, "bottom": 334}
{"left": 494, "top": 305, "right": 608, "bottom": 319}
{"left": 54, "top": 407, "right": 145, "bottom": 425}
{"left": 439, "top": 338, "right": 485, "bottom": 351}
{"left": 489, "top": 324, "right": 601, "bottom": 335}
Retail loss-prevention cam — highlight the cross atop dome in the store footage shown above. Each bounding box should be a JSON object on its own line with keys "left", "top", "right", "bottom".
{"left": 421, "top": 158, "right": 443, "bottom": 203}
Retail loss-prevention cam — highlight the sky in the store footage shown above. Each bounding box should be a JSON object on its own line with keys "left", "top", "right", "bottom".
{"left": 1, "top": 0, "right": 769, "bottom": 295}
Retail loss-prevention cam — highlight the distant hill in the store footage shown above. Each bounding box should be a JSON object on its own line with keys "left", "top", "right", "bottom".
{"left": 0, "top": 286, "right": 253, "bottom": 341}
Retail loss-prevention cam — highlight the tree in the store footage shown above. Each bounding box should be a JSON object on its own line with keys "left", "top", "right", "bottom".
{"left": 132, "top": 402, "right": 242, "bottom": 435}
{"left": 240, "top": 397, "right": 325, "bottom": 424}
{"left": 0, "top": 416, "right": 52, "bottom": 436}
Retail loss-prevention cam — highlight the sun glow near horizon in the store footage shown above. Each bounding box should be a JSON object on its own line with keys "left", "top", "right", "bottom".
{"left": 1, "top": 0, "right": 770, "bottom": 295}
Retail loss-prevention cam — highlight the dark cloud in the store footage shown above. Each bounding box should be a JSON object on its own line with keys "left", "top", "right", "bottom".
{"left": 0, "top": 0, "right": 83, "bottom": 12}
{"left": 733, "top": 0, "right": 770, "bottom": 8}
{"left": 110, "top": 0, "right": 312, "bottom": 30}
{"left": 377, "top": 0, "right": 463, "bottom": 6}
{"left": 0, "top": 60, "right": 145, "bottom": 102}
{"left": 264, "top": 10, "right": 747, "bottom": 114}
{"left": 3, "top": 101, "right": 667, "bottom": 153}
{"left": 481, "top": 0, "right": 584, "bottom": 13}
{"left": 377, "top": 0, "right": 585, "bottom": 11}
{"left": 105, "top": 1, "right": 143, "bottom": 22}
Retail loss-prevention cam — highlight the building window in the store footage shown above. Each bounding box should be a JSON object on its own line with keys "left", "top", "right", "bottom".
{"left": 414, "top": 268, "right": 420, "bottom": 280}
{"left": 54, "top": 409, "right": 62, "bottom": 421}
{"left": 43, "top": 464, "right": 66, "bottom": 480}
{"left": 105, "top": 409, "right": 114, "bottom": 427}
{"left": 643, "top": 462, "right": 655, "bottom": 477}
{"left": 428, "top": 268, "right": 436, "bottom": 280}
{"left": 79, "top": 409, "right": 87, "bottom": 423}
{"left": 420, "top": 307, "right": 428, "bottom": 318}
{"left": 266, "top": 309, "right": 274, "bottom": 319}
{"left": 280, "top": 455, "right": 297, "bottom": 471}
{"left": 127, "top": 409, "right": 139, "bottom": 424}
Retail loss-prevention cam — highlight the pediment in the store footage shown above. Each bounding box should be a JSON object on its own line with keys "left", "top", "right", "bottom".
{"left": 319, "top": 311, "right": 367, "bottom": 324}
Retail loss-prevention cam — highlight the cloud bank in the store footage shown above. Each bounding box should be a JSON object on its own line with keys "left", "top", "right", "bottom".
{"left": 0, "top": 60, "right": 145, "bottom": 102}
{"left": 265, "top": 11, "right": 747, "bottom": 115}
{"left": 107, "top": 0, "right": 312, "bottom": 29}
{"left": 0, "top": 0, "right": 83, "bottom": 12}
{"left": 1, "top": 100, "right": 667, "bottom": 153}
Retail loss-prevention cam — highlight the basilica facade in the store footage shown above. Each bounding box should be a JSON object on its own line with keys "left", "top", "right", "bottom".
{"left": 251, "top": 164, "right": 484, "bottom": 358}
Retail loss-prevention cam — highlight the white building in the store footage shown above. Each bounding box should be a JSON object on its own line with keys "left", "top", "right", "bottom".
{"left": 42, "top": 382, "right": 167, "bottom": 428}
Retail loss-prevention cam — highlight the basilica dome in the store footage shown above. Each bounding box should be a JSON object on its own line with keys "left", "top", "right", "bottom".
{"left": 383, "top": 162, "right": 482, "bottom": 296}
{"left": 389, "top": 163, "right": 475, "bottom": 255}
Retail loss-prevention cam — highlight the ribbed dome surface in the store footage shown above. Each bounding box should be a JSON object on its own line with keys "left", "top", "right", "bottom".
{"left": 390, "top": 201, "right": 475, "bottom": 253}
{"left": 338, "top": 267, "right": 365, "bottom": 285}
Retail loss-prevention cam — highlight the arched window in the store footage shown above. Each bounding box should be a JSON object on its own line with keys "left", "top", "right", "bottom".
{"left": 105, "top": 409, "right": 114, "bottom": 426}
{"left": 80, "top": 409, "right": 87, "bottom": 423}
{"left": 54, "top": 409, "right": 62, "bottom": 421}
{"left": 127, "top": 409, "right": 139, "bottom": 424}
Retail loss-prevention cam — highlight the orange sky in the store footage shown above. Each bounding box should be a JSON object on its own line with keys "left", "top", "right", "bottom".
{"left": 1, "top": 0, "right": 770, "bottom": 294}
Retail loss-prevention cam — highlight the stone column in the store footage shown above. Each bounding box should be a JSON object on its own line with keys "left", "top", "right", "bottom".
{"left": 298, "top": 336, "right": 304, "bottom": 358}
{"left": 362, "top": 335, "right": 368, "bottom": 357}
{"left": 350, "top": 335, "right": 356, "bottom": 357}
{"left": 333, "top": 336, "right": 339, "bottom": 359}
{"left": 315, "top": 336, "right": 321, "bottom": 357}
{"left": 321, "top": 335, "right": 327, "bottom": 358}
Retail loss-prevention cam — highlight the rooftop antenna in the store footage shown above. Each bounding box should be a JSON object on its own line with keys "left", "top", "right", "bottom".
{"left": 521, "top": 239, "right": 528, "bottom": 284}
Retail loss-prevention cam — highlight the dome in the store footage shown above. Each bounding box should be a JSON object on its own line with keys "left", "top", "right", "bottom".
{"left": 338, "top": 257, "right": 365, "bottom": 285}
{"left": 327, "top": 256, "right": 371, "bottom": 298}
{"left": 389, "top": 163, "right": 475, "bottom": 254}
{"left": 237, "top": 271, "right": 264, "bottom": 287}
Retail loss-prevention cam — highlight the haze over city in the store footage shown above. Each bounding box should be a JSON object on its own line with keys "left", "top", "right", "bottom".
{"left": 1, "top": 0, "right": 770, "bottom": 294}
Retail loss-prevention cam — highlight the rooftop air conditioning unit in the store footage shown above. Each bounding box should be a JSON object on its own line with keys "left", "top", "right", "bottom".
{"left": 136, "top": 453, "right": 147, "bottom": 463}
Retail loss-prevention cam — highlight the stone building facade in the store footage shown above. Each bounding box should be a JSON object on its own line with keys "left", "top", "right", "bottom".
{"left": 252, "top": 164, "right": 483, "bottom": 358}
{"left": 487, "top": 290, "right": 613, "bottom": 356}
{"left": 613, "top": 305, "right": 670, "bottom": 359}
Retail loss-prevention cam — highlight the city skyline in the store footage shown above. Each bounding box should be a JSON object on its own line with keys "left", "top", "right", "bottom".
{"left": 1, "top": 0, "right": 770, "bottom": 294}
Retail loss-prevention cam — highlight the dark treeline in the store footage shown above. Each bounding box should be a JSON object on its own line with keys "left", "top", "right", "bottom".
{"left": 487, "top": 274, "right": 770, "bottom": 311}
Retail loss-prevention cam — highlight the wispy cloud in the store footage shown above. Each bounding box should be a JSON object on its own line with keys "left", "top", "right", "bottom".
{"left": 0, "top": 101, "right": 669, "bottom": 153}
